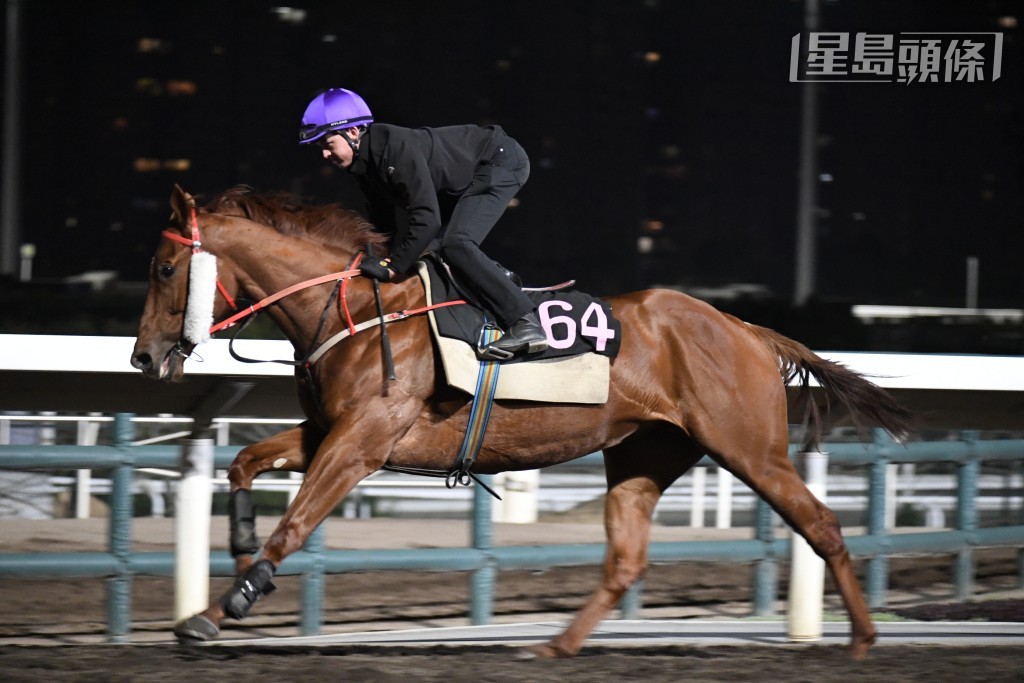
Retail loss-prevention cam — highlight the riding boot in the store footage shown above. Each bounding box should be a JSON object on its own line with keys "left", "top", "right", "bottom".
{"left": 482, "top": 311, "right": 548, "bottom": 360}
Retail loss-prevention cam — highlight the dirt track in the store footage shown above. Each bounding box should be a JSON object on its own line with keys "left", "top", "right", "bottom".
{"left": 1, "top": 518, "right": 1022, "bottom": 681}
{"left": 3, "top": 642, "right": 1024, "bottom": 683}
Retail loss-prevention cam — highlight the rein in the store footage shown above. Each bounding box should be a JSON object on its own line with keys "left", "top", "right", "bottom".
{"left": 161, "top": 225, "right": 362, "bottom": 337}
{"left": 213, "top": 266, "right": 363, "bottom": 335}
{"left": 161, "top": 212, "right": 465, "bottom": 368}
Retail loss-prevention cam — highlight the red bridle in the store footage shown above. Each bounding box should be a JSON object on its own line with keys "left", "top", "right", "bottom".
{"left": 162, "top": 205, "right": 239, "bottom": 312}
{"left": 159, "top": 204, "right": 466, "bottom": 366}
{"left": 161, "top": 205, "right": 363, "bottom": 336}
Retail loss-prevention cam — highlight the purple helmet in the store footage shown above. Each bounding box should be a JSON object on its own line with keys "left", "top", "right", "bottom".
{"left": 298, "top": 88, "right": 373, "bottom": 144}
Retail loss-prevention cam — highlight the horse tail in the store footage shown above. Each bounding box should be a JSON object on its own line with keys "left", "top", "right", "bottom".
{"left": 747, "top": 324, "right": 914, "bottom": 448}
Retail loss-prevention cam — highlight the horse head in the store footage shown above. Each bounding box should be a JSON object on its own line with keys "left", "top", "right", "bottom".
{"left": 130, "top": 185, "right": 242, "bottom": 381}
{"left": 131, "top": 184, "right": 390, "bottom": 382}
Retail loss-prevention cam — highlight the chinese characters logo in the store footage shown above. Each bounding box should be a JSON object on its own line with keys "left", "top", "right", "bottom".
{"left": 790, "top": 32, "right": 1003, "bottom": 83}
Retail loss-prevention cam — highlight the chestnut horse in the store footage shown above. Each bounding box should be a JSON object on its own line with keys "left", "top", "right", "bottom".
{"left": 131, "top": 185, "right": 911, "bottom": 658}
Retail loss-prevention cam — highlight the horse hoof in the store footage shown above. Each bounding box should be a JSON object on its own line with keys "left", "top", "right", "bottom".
{"left": 520, "top": 644, "right": 554, "bottom": 660}
{"left": 849, "top": 633, "right": 876, "bottom": 660}
{"left": 174, "top": 614, "right": 220, "bottom": 643}
{"left": 521, "top": 643, "right": 573, "bottom": 659}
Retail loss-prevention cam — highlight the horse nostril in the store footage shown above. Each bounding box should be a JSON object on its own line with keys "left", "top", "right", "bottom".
{"left": 132, "top": 352, "right": 152, "bottom": 370}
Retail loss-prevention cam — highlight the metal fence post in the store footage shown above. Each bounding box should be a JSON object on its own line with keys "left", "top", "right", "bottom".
{"left": 866, "top": 455, "right": 889, "bottom": 609}
{"left": 1019, "top": 487, "right": 1024, "bottom": 591}
{"left": 301, "top": 523, "right": 326, "bottom": 636}
{"left": 955, "top": 431, "right": 980, "bottom": 601}
{"left": 107, "top": 412, "right": 134, "bottom": 642}
{"left": 1019, "top": 467, "right": 1024, "bottom": 591}
{"left": 470, "top": 476, "right": 495, "bottom": 625}
{"left": 1019, "top": 547, "right": 1024, "bottom": 592}
{"left": 753, "top": 496, "right": 778, "bottom": 616}
{"left": 619, "top": 580, "right": 643, "bottom": 620}
{"left": 865, "top": 429, "right": 891, "bottom": 609}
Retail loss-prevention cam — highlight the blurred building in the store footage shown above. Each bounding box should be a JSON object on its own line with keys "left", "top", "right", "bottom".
{"left": 2, "top": 0, "right": 1021, "bottom": 315}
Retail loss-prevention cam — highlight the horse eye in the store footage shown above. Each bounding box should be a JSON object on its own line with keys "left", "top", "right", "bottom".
{"left": 159, "top": 263, "right": 176, "bottom": 279}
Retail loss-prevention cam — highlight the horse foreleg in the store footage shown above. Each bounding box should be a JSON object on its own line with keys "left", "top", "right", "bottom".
{"left": 225, "top": 423, "right": 321, "bottom": 574}
{"left": 174, "top": 423, "right": 323, "bottom": 643}
{"left": 176, "top": 412, "right": 399, "bottom": 643}
{"left": 175, "top": 554, "right": 281, "bottom": 642}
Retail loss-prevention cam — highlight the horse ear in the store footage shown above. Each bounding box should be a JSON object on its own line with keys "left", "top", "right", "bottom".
{"left": 170, "top": 184, "right": 196, "bottom": 229}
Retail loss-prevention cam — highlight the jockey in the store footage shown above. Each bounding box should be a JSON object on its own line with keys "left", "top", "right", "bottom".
{"left": 299, "top": 87, "right": 547, "bottom": 360}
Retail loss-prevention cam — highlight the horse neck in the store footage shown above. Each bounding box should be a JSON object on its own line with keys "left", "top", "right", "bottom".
{"left": 205, "top": 219, "right": 373, "bottom": 347}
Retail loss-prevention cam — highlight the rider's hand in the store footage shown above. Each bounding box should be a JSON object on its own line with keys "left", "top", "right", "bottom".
{"left": 360, "top": 258, "right": 394, "bottom": 282}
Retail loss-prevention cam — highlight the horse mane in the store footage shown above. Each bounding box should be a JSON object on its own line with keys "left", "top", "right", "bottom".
{"left": 200, "top": 185, "right": 389, "bottom": 254}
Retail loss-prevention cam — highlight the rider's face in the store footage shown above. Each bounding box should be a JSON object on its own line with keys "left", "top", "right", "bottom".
{"left": 319, "top": 130, "right": 357, "bottom": 169}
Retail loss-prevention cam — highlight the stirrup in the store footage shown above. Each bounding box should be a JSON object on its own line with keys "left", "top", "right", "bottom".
{"left": 477, "top": 345, "right": 515, "bottom": 361}
{"left": 476, "top": 322, "right": 513, "bottom": 361}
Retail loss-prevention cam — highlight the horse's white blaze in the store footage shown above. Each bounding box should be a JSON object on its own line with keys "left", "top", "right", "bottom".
{"left": 183, "top": 252, "right": 217, "bottom": 345}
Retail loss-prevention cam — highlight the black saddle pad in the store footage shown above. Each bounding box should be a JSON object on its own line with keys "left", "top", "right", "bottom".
{"left": 421, "top": 254, "right": 621, "bottom": 363}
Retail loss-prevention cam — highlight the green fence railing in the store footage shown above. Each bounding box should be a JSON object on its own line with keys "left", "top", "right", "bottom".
{"left": 1, "top": 415, "right": 1022, "bottom": 641}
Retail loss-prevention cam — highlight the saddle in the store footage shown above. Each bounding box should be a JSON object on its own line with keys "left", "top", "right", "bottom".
{"left": 415, "top": 254, "right": 621, "bottom": 404}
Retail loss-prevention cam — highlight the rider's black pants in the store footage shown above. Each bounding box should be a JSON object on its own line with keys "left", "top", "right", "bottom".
{"left": 439, "top": 134, "right": 533, "bottom": 329}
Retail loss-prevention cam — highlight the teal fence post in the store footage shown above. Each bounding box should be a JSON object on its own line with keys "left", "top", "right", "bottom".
{"left": 753, "top": 497, "right": 778, "bottom": 616}
{"left": 1020, "top": 470, "right": 1024, "bottom": 591}
{"left": 866, "top": 459, "right": 889, "bottom": 608}
{"left": 470, "top": 476, "right": 495, "bottom": 625}
{"left": 1019, "top": 547, "right": 1024, "bottom": 591}
{"left": 107, "top": 412, "right": 134, "bottom": 642}
{"left": 301, "top": 523, "right": 326, "bottom": 636}
{"left": 955, "top": 431, "right": 980, "bottom": 601}
{"left": 620, "top": 580, "right": 642, "bottom": 620}
{"left": 865, "top": 430, "right": 890, "bottom": 609}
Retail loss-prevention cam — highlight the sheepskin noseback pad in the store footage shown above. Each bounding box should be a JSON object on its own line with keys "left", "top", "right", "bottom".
{"left": 183, "top": 251, "right": 217, "bottom": 345}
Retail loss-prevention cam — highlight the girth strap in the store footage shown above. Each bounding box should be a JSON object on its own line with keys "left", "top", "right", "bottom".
{"left": 381, "top": 324, "right": 504, "bottom": 500}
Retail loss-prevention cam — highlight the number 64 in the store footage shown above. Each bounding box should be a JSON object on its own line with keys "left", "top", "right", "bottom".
{"left": 538, "top": 300, "right": 615, "bottom": 352}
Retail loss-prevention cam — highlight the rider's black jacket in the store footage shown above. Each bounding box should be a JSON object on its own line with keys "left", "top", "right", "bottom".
{"left": 347, "top": 122, "right": 505, "bottom": 274}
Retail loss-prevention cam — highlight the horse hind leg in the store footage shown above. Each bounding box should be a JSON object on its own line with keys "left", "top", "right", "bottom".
{"left": 530, "top": 426, "right": 702, "bottom": 658}
{"left": 719, "top": 447, "right": 876, "bottom": 659}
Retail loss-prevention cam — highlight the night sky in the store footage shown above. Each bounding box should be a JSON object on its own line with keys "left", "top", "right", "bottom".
{"left": 3, "top": 0, "right": 1022, "bottom": 307}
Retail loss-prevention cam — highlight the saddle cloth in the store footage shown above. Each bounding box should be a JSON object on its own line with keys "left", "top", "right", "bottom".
{"left": 415, "top": 257, "right": 617, "bottom": 404}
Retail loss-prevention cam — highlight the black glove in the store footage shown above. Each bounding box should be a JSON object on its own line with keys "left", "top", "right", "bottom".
{"left": 360, "top": 258, "right": 394, "bottom": 282}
